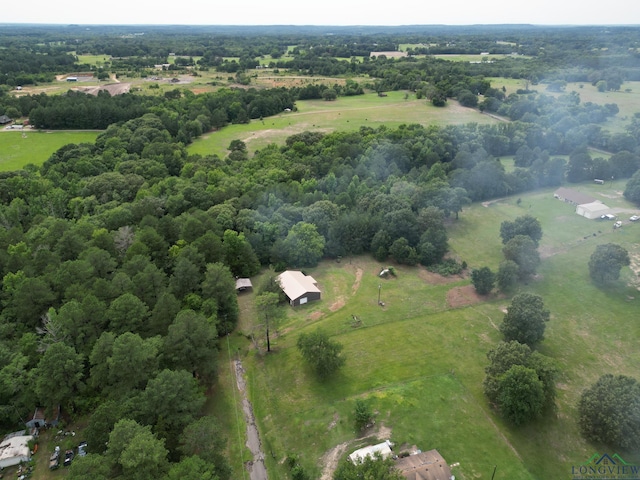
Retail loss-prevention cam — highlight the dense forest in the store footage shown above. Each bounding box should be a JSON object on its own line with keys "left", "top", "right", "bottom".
{"left": 1, "top": 24, "right": 640, "bottom": 480}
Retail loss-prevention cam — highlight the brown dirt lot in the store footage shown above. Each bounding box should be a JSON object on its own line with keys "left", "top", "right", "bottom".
{"left": 446, "top": 284, "right": 486, "bottom": 308}
{"left": 74, "top": 83, "right": 131, "bottom": 96}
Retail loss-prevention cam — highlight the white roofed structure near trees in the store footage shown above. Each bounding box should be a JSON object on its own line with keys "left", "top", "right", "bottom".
{"left": 576, "top": 201, "right": 611, "bottom": 219}
{"left": 349, "top": 440, "right": 393, "bottom": 463}
{"left": 277, "top": 270, "right": 321, "bottom": 306}
{"left": 0, "top": 431, "right": 34, "bottom": 468}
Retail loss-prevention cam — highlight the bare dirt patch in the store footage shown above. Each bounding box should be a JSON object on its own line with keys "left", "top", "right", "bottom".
{"left": 74, "top": 83, "right": 131, "bottom": 96}
{"left": 309, "top": 311, "right": 324, "bottom": 321}
{"left": 329, "top": 299, "right": 345, "bottom": 312}
{"left": 352, "top": 267, "right": 363, "bottom": 295}
{"left": 446, "top": 285, "right": 485, "bottom": 308}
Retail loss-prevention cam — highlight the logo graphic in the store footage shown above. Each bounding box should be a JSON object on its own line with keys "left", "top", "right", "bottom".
{"left": 572, "top": 453, "right": 640, "bottom": 479}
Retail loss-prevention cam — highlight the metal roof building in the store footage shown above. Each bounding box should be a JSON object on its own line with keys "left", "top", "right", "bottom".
{"left": 277, "top": 271, "right": 321, "bottom": 307}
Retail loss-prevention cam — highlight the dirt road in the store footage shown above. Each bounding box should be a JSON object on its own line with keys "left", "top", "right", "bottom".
{"left": 234, "top": 360, "right": 268, "bottom": 480}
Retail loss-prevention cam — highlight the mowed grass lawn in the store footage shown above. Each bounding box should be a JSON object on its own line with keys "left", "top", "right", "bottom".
{"left": 188, "top": 91, "right": 500, "bottom": 159}
{"left": 232, "top": 182, "right": 640, "bottom": 480}
{"left": 0, "top": 130, "right": 100, "bottom": 171}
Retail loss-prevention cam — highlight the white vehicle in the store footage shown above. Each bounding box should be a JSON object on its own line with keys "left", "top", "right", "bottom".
{"left": 614, "top": 221, "right": 623, "bottom": 228}
{"left": 630, "top": 215, "right": 640, "bottom": 221}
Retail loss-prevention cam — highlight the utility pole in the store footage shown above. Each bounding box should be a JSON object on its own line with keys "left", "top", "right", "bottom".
{"left": 491, "top": 465, "right": 497, "bottom": 480}
{"left": 377, "top": 284, "right": 381, "bottom": 305}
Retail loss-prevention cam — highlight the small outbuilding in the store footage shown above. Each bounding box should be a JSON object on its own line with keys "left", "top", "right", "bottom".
{"left": 395, "top": 449, "right": 453, "bottom": 480}
{"left": 25, "top": 406, "right": 60, "bottom": 430}
{"left": 0, "top": 115, "right": 12, "bottom": 125}
{"left": 277, "top": 270, "right": 321, "bottom": 307}
{"left": 576, "top": 201, "right": 611, "bottom": 219}
{"left": 235, "top": 278, "right": 253, "bottom": 292}
{"left": 349, "top": 440, "right": 393, "bottom": 463}
{"left": 0, "top": 431, "right": 34, "bottom": 469}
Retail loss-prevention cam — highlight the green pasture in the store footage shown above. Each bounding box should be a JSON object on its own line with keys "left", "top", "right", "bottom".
{"left": 74, "top": 53, "right": 112, "bottom": 66}
{"left": 188, "top": 91, "right": 500, "bottom": 159}
{"left": 433, "top": 54, "right": 526, "bottom": 62}
{"left": 226, "top": 181, "right": 640, "bottom": 479}
{"left": 0, "top": 130, "right": 100, "bottom": 171}
{"left": 487, "top": 78, "right": 640, "bottom": 132}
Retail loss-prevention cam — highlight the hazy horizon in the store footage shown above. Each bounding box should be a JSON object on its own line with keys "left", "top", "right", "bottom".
{"left": 3, "top": 0, "right": 639, "bottom": 27}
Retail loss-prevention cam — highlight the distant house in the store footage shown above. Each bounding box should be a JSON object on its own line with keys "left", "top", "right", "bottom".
{"left": 395, "top": 449, "right": 453, "bottom": 480}
{"left": 0, "top": 115, "right": 12, "bottom": 125}
{"left": 0, "top": 431, "right": 34, "bottom": 468}
{"left": 553, "top": 188, "right": 596, "bottom": 206}
{"left": 25, "top": 406, "right": 60, "bottom": 430}
{"left": 576, "top": 201, "right": 610, "bottom": 219}
{"left": 235, "top": 278, "right": 253, "bottom": 292}
{"left": 349, "top": 440, "right": 393, "bottom": 463}
{"left": 277, "top": 271, "right": 321, "bottom": 307}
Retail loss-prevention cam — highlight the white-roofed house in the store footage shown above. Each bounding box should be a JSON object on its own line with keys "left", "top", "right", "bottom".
{"left": 0, "top": 431, "right": 34, "bottom": 468}
{"left": 276, "top": 270, "right": 321, "bottom": 307}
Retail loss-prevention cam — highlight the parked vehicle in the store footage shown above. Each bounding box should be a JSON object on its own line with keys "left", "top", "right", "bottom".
{"left": 63, "top": 449, "right": 74, "bottom": 467}
{"left": 77, "top": 441, "right": 87, "bottom": 457}
{"left": 630, "top": 215, "right": 640, "bottom": 221}
{"left": 614, "top": 221, "right": 623, "bottom": 229}
{"left": 49, "top": 446, "right": 60, "bottom": 469}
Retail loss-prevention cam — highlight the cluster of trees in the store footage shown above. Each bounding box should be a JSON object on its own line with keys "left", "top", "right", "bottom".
{"left": 471, "top": 215, "right": 542, "bottom": 295}
{"left": 484, "top": 340, "right": 557, "bottom": 426}
{"left": 484, "top": 294, "right": 557, "bottom": 425}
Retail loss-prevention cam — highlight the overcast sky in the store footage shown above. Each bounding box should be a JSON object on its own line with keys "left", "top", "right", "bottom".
{"left": 3, "top": 0, "right": 639, "bottom": 26}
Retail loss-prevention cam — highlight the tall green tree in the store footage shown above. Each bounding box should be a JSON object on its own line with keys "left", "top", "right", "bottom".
{"left": 201, "top": 262, "right": 238, "bottom": 334}
{"left": 497, "top": 365, "right": 545, "bottom": 425}
{"left": 33, "top": 341, "right": 84, "bottom": 413}
{"left": 502, "top": 234, "right": 540, "bottom": 279}
{"left": 161, "top": 310, "right": 218, "bottom": 382}
{"left": 179, "top": 416, "right": 232, "bottom": 480}
{"left": 106, "top": 419, "right": 169, "bottom": 480}
{"left": 588, "top": 243, "right": 630, "bottom": 286}
{"left": 255, "top": 292, "right": 285, "bottom": 352}
{"left": 279, "top": 221, "right": 325, "bottom": 268}
{"left": 297, "top": 330, "right": 345, "bottom": 379}
{"left": 500, "top": 214, "right": 543, "bottom": 246}
{"left": 500, "top": 293, "right": 550, "bottom": 346}
{"left": 484, "top": 341, "right": 558, "bottom": 422}
{"left": 578, "top": 374, "right": 640, "bottom": 450}
{"left": 470, "top": 266, "right": 495, "bottom": 294}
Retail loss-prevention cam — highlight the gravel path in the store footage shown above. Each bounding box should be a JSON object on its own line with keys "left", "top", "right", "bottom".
{"left": 234, "top": 360, "right": 268, "bottom": 480}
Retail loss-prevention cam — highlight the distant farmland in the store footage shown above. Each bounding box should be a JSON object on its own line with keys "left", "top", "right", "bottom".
{"left": 0, "top": 130, "right": 100, "bottom": 171}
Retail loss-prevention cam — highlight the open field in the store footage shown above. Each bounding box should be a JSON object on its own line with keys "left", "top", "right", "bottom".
{"left": 0, "top": 130, "right": 100, "bottom": 171}
{"left": 224, "top": 181, "right": 640, "bottom": 479}
{"left": 74, "top": 53, "right": 112, "bottom": 66}
{"left": 487, "top": 78, "right": 640, "bottom": 132}
{"left": 188, "top": 91, "right": 500, "bottom": 159}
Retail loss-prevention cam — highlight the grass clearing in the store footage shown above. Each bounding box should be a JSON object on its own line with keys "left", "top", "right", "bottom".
{"left": 232, "top": 182, "right": 640, "bottom": 479}
{"left": 188, "top": 91, "right": 500, "bottom": 158}
{"left": 0, "top": 130, "right": 100, "bottom": 171}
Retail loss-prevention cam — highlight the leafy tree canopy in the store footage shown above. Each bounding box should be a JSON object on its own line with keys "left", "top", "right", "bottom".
{"left": 499, "top": 293, "right": 550, "bottom": 346}
{"left": 578, "top": 374, "right": 640, "bottom": 450}
{"left": 588, "top": 243, "right": 630, "bottom": 286}
{"left": 297, "top": 330, "right": 345, "bottom": 379}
